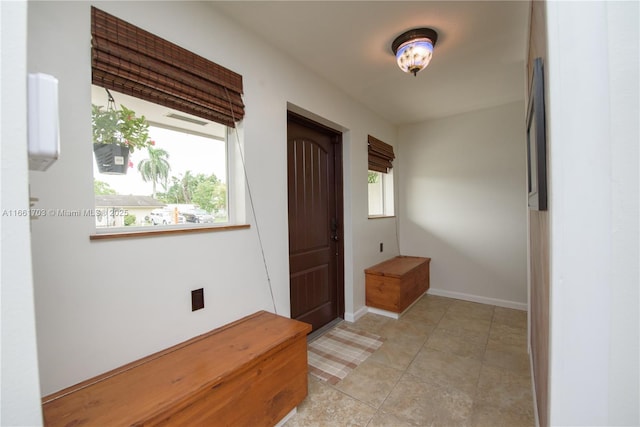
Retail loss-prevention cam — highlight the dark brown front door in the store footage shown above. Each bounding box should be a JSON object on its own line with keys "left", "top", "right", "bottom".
{"left": 287, "top": 112, "right": 344, "bottom": 332}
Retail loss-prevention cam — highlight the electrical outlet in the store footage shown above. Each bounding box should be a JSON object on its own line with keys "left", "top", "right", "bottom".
{"left": 191, "top": 288, "right": 204, "bottom": 311}
{"left": 380, "top": 242, "right": 383, "bottom": 252}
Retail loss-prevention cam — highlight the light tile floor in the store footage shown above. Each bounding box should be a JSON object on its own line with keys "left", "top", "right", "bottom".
{"left": 284, "top": 295, "right": 534, "bottom": 427}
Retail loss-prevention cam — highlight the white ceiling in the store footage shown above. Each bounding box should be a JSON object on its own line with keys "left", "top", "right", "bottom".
{"left": 212, "top": 1, "right": 530, "bottom": 125}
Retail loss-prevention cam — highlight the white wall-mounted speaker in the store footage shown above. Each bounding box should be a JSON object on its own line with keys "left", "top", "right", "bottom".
{"left": 28, "top": 73, "right": 60, "bottom": 171}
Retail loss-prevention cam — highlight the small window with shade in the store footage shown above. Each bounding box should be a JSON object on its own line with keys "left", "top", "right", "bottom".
{"left": 367, "top": 135, "right": 395, "bottom": 218}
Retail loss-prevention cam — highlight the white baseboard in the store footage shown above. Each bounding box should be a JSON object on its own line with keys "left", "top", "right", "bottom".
{"left": 367, "top": 307, "right": 400, "bottom": 319}
{"left": 366, "top": 291, "right": 428, "bottom": 319}
{"left": 274, "top": 408, "right": 297, "bottom": 427}
{"left": 344, "top": 305, "right": 368, "bottom": 322}
{"left": 427, "top": 288, "right": 527, "bottom": 311}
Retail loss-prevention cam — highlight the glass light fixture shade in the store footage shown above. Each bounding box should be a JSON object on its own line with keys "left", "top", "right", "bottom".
{"left": 395, "top": 38, "right": 434, "bottom": 76}
{"left": 391, "top": 28, "right": 438, "bottom": 76}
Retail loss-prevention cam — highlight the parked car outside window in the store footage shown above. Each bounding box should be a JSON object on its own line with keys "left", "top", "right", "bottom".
{"left": 192, "top": 208, "right": 215, "bottom": 224}
{"left": 148, "top": 208, "right": 185, "bottom": 225}
{"left": 181, "top": 211, "right": 198, "bottom": 223}
{"left": 179, "top": 208, "right": 214, "bottom": 224}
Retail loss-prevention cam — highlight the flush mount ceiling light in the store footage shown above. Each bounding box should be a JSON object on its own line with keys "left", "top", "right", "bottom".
{"left": 392, "top": 28, "right": 438, "bottom": 76}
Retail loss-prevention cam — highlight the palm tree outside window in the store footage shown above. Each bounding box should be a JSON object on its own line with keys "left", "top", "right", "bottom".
{"left": 138, "top": 147, "right": 171, "bottom": 199}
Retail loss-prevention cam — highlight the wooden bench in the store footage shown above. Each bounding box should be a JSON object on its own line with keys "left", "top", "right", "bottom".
{"left": 365, "top": 256, "right": 431, "bottom": 318}
{"left": 42, "top": 311, "right": 312, "bottom": 426}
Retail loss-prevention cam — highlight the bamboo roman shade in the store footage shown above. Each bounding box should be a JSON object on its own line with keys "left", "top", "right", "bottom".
{"left": 368, "top": 135, "right": 395, "bottom": 173}
{"left": 91, "top": 7, "right": 244, "bottom": 128}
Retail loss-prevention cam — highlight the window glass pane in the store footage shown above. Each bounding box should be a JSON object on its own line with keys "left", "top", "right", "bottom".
{"left": 368, "top": 171, "right": 384, "bottom": 216}
{"left": 368, "top": 169, "right": 394, "bottom": 217}
{"left": 383, "top": 169, "right": 394, "bottom": 216}
{"left": 92, "top": 87, "right": 228, "bottom": 229}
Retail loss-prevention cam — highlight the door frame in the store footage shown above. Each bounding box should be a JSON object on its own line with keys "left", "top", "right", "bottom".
{"left": 287, "top": 110, "right": 345, "bottom": 322}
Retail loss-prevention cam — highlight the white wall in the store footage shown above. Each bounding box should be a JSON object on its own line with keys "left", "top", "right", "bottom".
{"left": 0, "top": 1, "right": 44, "bottom": 424}
{"left": 398, "top": 102, "right": 528, "bottom": 309}
{"left": 27, "top": 1, "right": 398, "bottom": 395}
{"left": 546, "top": 1, "right": 639, "bottom": 425}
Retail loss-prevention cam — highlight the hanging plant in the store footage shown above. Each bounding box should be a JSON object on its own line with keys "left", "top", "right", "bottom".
{"left": 92, "top": 90, "right": 153, "bottom": 174}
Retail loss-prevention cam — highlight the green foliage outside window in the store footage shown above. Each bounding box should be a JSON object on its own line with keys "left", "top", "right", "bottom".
{"left": 137, "top": 147, "right": 171, "bottom": 198}
{"left": 156, "top": 172, "right": 226, "bottom": 215}
{"left": 124, "top": 214, "right": 137, "bottom": 226}
{"left": 94, "top": 180, "right": 116, "bottom": 195}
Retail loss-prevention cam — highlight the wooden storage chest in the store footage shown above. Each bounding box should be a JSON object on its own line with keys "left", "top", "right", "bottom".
{"left": 365, "top": 256, "right": 431, "bottom": 314}
{"left": 42, "top": 311, "right": 311, "bottom": 426}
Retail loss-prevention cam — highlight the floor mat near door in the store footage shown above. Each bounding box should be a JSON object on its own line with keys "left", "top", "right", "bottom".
{"left": 307, "top": 323, "right": 384, "bottom": 385}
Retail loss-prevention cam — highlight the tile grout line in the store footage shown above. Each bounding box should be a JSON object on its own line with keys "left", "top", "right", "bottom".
{"left": 370, "top": 299, "right": 449, "bottom": 423}
{"left": 471, "top": 304, "right": 497, "bottom": 405}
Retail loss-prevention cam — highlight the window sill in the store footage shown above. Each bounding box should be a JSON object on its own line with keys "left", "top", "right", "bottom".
{"left": 368, "top": 215, "right": 396, "bottom": 220}
{"left": 90, "top": 224, "right": 250, "bottom": 240}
